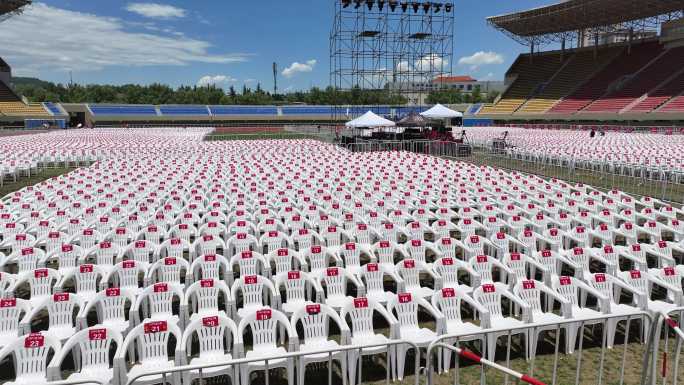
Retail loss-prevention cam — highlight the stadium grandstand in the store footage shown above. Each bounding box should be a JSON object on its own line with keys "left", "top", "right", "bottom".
{"left": 478, "top": 0, "right": 684, "bottom": 122}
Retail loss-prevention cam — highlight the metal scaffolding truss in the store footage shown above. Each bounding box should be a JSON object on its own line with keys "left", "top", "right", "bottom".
{"left": 330, "top": 0, "right": 455, "bottom": 115}
{"left": 487, "top": 0, "right": 684, "bottom": 48}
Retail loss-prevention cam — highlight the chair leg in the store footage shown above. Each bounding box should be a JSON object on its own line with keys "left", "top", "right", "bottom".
{"left": 396, "top": 345, "right": 407, "bottom": 381}
{"left": 288, "top": 359, "right": 295, "bottom": 385}
{"left": 298, "top": 361, "right": 305, "bottom": 385}
{"left": 347, "top": 352, "right": 358, "bottom": 385}
{"left": 487, "top": 334, "right": 498, "bottom": 362}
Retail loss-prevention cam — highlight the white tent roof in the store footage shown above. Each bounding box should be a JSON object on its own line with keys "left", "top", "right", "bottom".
{"left": 345, "top": 111, "right": 396, "bottom": 128}
{"left": 420, "top": 104, "right": 463, "bottom": 119}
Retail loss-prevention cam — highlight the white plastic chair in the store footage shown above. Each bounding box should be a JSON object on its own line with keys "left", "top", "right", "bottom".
{"left": 340, "top": 296, "right": 397, "bottom": 385}
{"left": 179, "top": 313, "right": 241, "bottom": 385}
{"left": 183, "top": 278, "right": 233, "bottom": 326}
{"left": 0, "top": 332, "right": 62, "bottom": 385}
{"left": 231, "top": 274, "right": 279, "bottom": 320}
{"left": 473, "top": 282, "right": 530, "bottom": 361}
{"left": 0, "top": 297, "right": 31, "bottom": 348}
{"left": 359, "top": 262, "right": 404, "bottom": 305}
{"left": 291, "top": 303, "right": 350, "bottom": 385}
{"left": 237, "top": 307, "right": 298, "bottom": 385}
{"left": 274, "top": 270, "right": 321, "bottom": 315}
{"left": 131, "top": 282, "right": 184, "bottom": 327}
{"left": 114, "top": 320, "right": 182, "bottom": 385}
{"left": 317, "top": 266, "right": 364, "bottom": 310}
{"left": 47, "top": 326, "right": 123, "bottom": 384}
{"left": 77, "top": 287, "right": 137, "bottom": 336}
{"left": 21, "top": 292, "right": 84, "bottom": 342}
{"left": 387, "top": 292, "right": 442, "bottom": 381}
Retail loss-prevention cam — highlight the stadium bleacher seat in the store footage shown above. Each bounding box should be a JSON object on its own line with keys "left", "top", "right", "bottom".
{"left": 517, "top": 48, "right": 622, "bottom": 114}
{"left": 281, "top": 106, "right": 333, "bottom": 115}
{"left": 480, "top": 53, "right": 567, "bottom": 114}
{"left": 583, "top": 46, "right": 684, "bottom": 113}
{"left": 88, "top": 104, "right": 157, "bottom": 116}
{"left": 628, "top": 71, "right": 684, "bottom": 113}
{"left": 43, "top": 102, "right": 63, "bottom": 116}
{"left": 549, "top": 41, "right": 663, "bottom": 114}
{"left": 209, "top": 106, "right": 277, "bottom": 115}
{"left": 0, "top": 80, "right": 19, "bottom": 102}
{"left": 158, "top": 105, "right": 210, "bottom": 116}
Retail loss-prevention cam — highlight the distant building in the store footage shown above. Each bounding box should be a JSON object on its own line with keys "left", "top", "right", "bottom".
{"left": 391, "top": 75, "right": 505, "bottom": 105}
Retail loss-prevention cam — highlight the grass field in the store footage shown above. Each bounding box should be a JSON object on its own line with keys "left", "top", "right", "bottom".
{"left": 0, "top": 166, "right": 75, "bottom": 198}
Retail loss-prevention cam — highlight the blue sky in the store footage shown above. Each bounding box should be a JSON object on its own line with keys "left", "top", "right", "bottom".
{"left": 0, "top": 0, "right": 552, "bottom": 91}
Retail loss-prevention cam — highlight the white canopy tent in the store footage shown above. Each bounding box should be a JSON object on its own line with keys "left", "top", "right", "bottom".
{"left": 420, "top": 104, "right": 463, "bottom": 119}
{"left": 345, "top": 111, "right": 399, "bottom": 137}
{"left": 345, "top": 111, "right": 396, "bottom": 128}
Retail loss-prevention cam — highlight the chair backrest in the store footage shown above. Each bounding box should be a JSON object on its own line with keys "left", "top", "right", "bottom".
{"left": 191, "top": 254, "right": 228, "bottom": 281}
{"left": 473, "top": 283, "right": 503, "bottom": 318}
{"left": 238, "top": 307, "right": 293, "bottom": 349}
{"left": 552, "top": 276, "right": 580, "bottom": 306}
{"left": 185, "top": 279, "right": 231, "bottom": 316}
{"left": 275, "top": 270, "right": 316, "bottom": 304}
{"left": 0, "top": 298, "right": 30, "bottom": 338}
{"left": 502, "top": 252, "right": 526, "bottom": 281}
{"left": 291, "top": 303, "right": 347, "bottom": 343}
{"left": 15, "top": 247, "right": 46, "bottom": 274}
{"left": 513, "top": 279, "right": 544, "bottom": 313}
{"left": 54, "top": 326, "right": 123, "bottom": 374}
{"left": 126, "top": 240, "right": 157, "bottom": 265}
{"left": 0, "top": 332, "right": 61, "bottom": 380}
{"left": 148, "top": 256, "right": 189, "bottom": 286}
{"left": 16, "top": 268, "right": 60, "bottom": 300}
{"left": 182, "top": 313, "right": 238, "bottom": 357}
{"left": 106, "top": 260, "right": 145, "bottom": 291}
{"left": 230, "top": 250, "right": 266, "bottom": 277}
{"left": 42, "top": 292, "right": 83, "bottom": 330}
{"left": 231, "top": 275, "right": 275, "bottom": 310}
{"left": 135, "top": 283, "right": 183, "bottom": 320}
{"left": 373, "top": 240, "right": 400, "bottom": 266}
{"left": 83, "top": 288, "right": 136, "bottom": 326}
{"left": 340, "top": 242, "right": 362, "bottom": 268}
{"left": 341, "top": 296, "right": 394, "bottom": 337}
{"left": 431, "top": 288, "right": 462, "bottom": 322}
{"left": 52, "top": 244, "right": 84, "bottom": 273}
{"left": 124, "top": 320, "right": 181, "bottom": 363}
{"left": 387, "top": 292, "right": 422, "bottom": 327}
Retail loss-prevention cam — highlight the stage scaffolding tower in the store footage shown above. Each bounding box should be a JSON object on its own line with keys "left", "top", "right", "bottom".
{"left": 330, "top": 0, "right": 455, "bottom": 121}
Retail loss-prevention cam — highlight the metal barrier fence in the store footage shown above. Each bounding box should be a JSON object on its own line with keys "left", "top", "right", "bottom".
{"left": 338, "top": 139, "right": 684, "bottom": 204}
{"left": 126, "top": 340, "right": 420, "bottom": 385}
{"left": 426, "top": 312, "right": 657, "bottom": 385}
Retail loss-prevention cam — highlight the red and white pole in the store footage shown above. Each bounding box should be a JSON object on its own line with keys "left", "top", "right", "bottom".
{"left": 454, "top": 347, "right": 547, "bottom": 385}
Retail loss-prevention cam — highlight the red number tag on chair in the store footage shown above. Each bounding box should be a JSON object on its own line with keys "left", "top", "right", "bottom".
{"left": 24, "top": 334, "right": 45, "bottom": 348}
{"left": 34, "top": 269, "right": 48, "bottom": 278}
{"left": 632, "top": 244, "right": 641, "bottom": 252}
{"left": 202, "top": 316, "right": 219, "bottom": 327}
{"left": 403, "top": 259, "right": 415, "bottom": 268}
{"left": 164, "top": 257, "right": 177, "bottom": 266}
{"left": 0, "top": 298, "right": 16, "bottom": 307}
{"left": 470, "top": 236, "right": 479, "bottom": 244}
{"left": 398, "top": 293, "right": 412, "bottom": 303}
{"left": 442, "top": 288, "right": 455, "bottom": 298}
{"left": 366, "top": 263, "right": 378, "bottom": 272}
{"left": 204, "top": 254, "right": 217, "bottom": 262}
{"left": 241, "top": 251, "right": 253, "bottom": 259}
{"left": 573, "top": 247, "right": 583, "bottom": 256}
{"left": 411, "top": 239, "right": 422, "bottom": 247}
{"left": 200, "top": 279, "right": 214, "bottom": 288}
{"left": 326, "top": 268, "right": 339, "bottom": 277}
{"left": 153, "top": 283, "right": 168, "bottom": 292}
{"left": 522, "top": 280, "right": 535, "bottom": 289}
{"left": 594, "top": 273, "right": 606, "bottom": 283}
{"left": 510, "top": 253, "right": 521, "bottom": 261}
{"left": 122, "top": 260, "right": 135, "bottom": 269}
{"left": 306, "top": 304, "right": 321, "bottom": 315}
{"left": 482, "top": 284, "right": 495, "bottom": 293}
{"left": 244, "top": 275, "right": 258, "bottom": 284}
{"left": 311, "top": 245, "right": 322, "bottom": 253}
{"left": 256, "top": 309, "right": 272, "bottom": 321}
{"left": 277, "top": 249, "right": 289, "bottom": 256}
{"left": 559, "top": 276, "right": 572, "bottom": 286}
{"left": 144, "top": 321, "right": 167, "bottom": 334}
{"left": 476, "top": 255, "right": 488, "bottom": 263}
{"left": 353, "top": 298, "right": 369, "bottom": 308}
{"left": 630, "top": 270, "right": 641, "bottom": 279}
{"left": 287, "top": 271, "right": 300, "bottom": 280}
{"left": 664, "top": 267, "right": 675, "bottom": 276}
{"left": 89, "top": 328, "right": 107, "bottom": 340}
{"left": 53, "top": 292, "right": 69, "bottom": 302}
{"left": 106, "top": 288, "right": 120, "bottom": 297}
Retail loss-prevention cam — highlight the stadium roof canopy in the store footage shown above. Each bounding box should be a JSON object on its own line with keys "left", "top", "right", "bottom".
{"left": 488, "top": 0, "right": 684, "bottom": 45}
{"left": 0, "top": 0, "right": 31, "bottom": 20}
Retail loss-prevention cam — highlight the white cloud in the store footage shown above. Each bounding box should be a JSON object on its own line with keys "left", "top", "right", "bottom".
{"left": 458, "top": 51, "right": 504, "bottom": 70}
{"left": 282, "top": 59, "right": 316, "bottom": 78}
{"left": 0, "top": 3, "right": 250, "bottom": 74}
{"left": 197, "top": 75, "right": 237, "bottom": 87}
{"left": 244, "top": 78, "right": 257, "bottom": 84}
{"left": 125, "top": 3, "right": 186, "bottom": 19}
